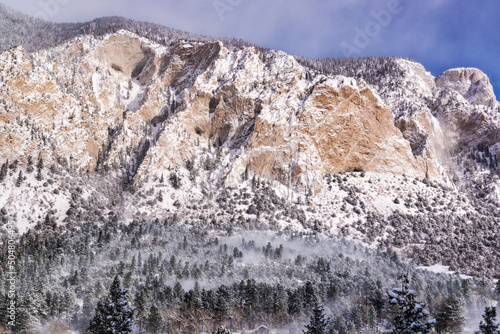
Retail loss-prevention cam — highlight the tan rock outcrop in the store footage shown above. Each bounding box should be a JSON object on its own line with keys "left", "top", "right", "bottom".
{"left": 0, "top": 31, "right": 450, "bottom": 194}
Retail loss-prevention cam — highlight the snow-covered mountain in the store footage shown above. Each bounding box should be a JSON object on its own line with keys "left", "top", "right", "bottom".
{"left": 0, "top": 6, "right": 500, "bottom": 280}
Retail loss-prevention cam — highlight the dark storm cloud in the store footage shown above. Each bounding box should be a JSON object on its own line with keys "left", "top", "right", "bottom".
{"left": 1, "top": 0, "right": 498, "bottom": 95}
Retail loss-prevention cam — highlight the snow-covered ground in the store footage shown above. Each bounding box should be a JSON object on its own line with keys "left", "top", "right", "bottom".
{"left": 417, "top": 263, "right": 473, "bottom": 280}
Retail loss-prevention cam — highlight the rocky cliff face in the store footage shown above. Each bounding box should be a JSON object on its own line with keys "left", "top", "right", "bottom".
{"left": 1, "top": 29, "right": 500, "bottom": 225}
{"left": 0, "top": 31, "right": 440, "bottom": 192}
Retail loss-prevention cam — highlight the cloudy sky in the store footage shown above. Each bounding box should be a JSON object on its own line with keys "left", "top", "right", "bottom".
{"left": 2, "top": 0, "right": 499, "bottom": 95}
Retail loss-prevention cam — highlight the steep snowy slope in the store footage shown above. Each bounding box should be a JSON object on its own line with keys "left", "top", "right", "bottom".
{"left": 0, "top": 24, "right": 499, "bottom": 278}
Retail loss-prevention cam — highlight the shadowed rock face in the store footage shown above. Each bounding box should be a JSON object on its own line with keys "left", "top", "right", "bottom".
{"left": 436, "top": 68, "right": 497, "bottom": 108}
{"left": 1, "top": 31, "right": 499, "bottom": 194}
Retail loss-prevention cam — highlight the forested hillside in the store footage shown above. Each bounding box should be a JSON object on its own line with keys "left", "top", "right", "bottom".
{"left": 1, "top": 215, "right": 497, "bottom": 333}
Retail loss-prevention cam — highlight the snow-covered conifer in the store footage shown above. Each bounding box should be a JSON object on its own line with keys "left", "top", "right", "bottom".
{"left": 303, "top": 305, "right": 329, "bottom": 334}
{"left": 479, "top": 307, "right": 499, "bottom": 334}
{"left": 387, "top": 273, "right": 435, "bottom": 334}
{"left": 86, "top": 276, "right": 134, "bottom": 334}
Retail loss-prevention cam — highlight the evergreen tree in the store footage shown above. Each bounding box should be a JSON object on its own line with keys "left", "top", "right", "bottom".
{"left": 289, "top": 286, "right": 305, "bottom": 315}
{"left": 133, "top": 289, "right": 149, "bottom": 330}
{"left": 0, "top": 160, "right": 7, "bottom": 182}
{"left": 333, "top": 316, "right": 348, "bottom": 334}
{"left": 11, "top": 305, "right": 31, "bottom": 333}
{"left": 435, "top": 294, "right": 465, "bottom": 333}
{"left": 388, "top": 273, "right": 435, "bottom": 334}
{"left": 36, "top": 168, "right": 43, "bottom": 181}
{"left": 272, "top": 284, "right": 288, "bottom": 321}
{"left": 496, "top": 280, "right": 500, "bottom": 301}
{"left": 352, "top": 304, "right": 364, "bottom": 331}
{"left": 15, "top": 170, "right": 23, "bottom": 187}
{"left": 243, "top": 279, "right": 258, "bottom": 317}
{"left": 173, "top": 281, "right": 184, "bottom": 302}
{"left": 22, "top": 289, "right": 44, "bottom": 329}
{"left": 304, "top": 281, "right": 318, "bottom": 309}
{"left": 479, "top": 307, "right": 499, "bottom": 334}
{"left": 169, "top": 172, "right": 181, "bottom": 189}
{"left": 86, "top": 276, "right": 135, "bottom": 334}
{"left": 36, "top": 157, "right": 44, "bottom": 170}
{"left": 214, "top": 285, "right": 230, "bottom": 326}
{"left": 146, "top": 304, "right": 163, "bottom": 334}
{"left": 367, "top": 304, "right": 377, "bottom": 330}
{"left": 36, "top": 157, "right": 44, "bottom": 181}
{"left": 303, "top": 305, "right": 329, "bottom": 334}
